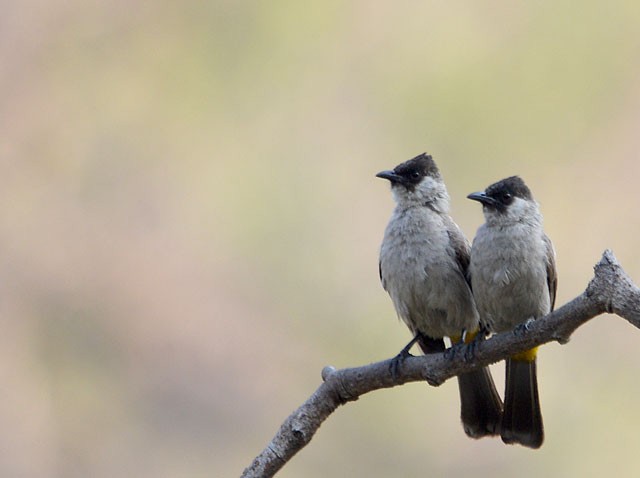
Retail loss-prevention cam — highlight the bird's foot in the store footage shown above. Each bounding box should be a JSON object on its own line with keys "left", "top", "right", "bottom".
{"left": 389, "top": 334, "right": 420, "bottom": 380}
{"left": 389, "top": 348, "right": 414, "bottom": 380}
{"left": 514, "top": 318, "right": 536, "bottom": 335}
{"left": 463, "top": 339, "right": 479, "bottom": 362}
{"left": 444, "top": 340, "right": 467, "bottom": 361}
{"left": 464, "top": 326, "right": 490, "bottom": 361}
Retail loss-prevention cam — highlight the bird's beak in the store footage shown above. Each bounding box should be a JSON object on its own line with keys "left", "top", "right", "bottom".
{"left": 376, "top": 170, "right": 402, "bottom": 183}
{"left": 467, "top": 191, "right": 496, "bottom": 206}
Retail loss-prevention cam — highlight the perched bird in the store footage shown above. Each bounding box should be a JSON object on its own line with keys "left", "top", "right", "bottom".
{"left": 377, "top": 153, "right": 502, "bottom": 438}
{"left": 468, "top": 176, "right": 557, "bottom": 449}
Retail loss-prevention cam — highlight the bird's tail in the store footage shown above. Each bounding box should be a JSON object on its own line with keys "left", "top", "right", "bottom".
{"left": 417, "top": 333, "right": 502, "bottom": 438}
{"left": 457, "top": 366, "right": 503, "bottom": 438}
{"left": 450, "top": 332, "right": 502, "bottom": 439}
{"left": 502, "top": 349, "right": 544, "bottom": 448}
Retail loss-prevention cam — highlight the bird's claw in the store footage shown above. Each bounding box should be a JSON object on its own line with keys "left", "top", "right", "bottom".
{"left": 464, "top": 327, "right": 489, "bottom": 361}
{"left": 389, "top": 348, "right": 414, "bottom": 380}
{"left": 389, "top": 333, "right": 422, "bottom": 380}
{"left": 463, "top": 340, "right": 478, "bottom": 362}
{"left": 477, "top": 323, "right": 491, "bottom": 339}
{"left": 444, "top": 341, "right": 467, "bottom": 361}
{"left": 514, "top": 318, "right": 536, "bottom": 335}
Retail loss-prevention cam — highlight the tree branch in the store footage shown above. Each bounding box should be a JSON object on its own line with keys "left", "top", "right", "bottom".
{"left": 241, "top": 250, "right": 639, "bottom": 478}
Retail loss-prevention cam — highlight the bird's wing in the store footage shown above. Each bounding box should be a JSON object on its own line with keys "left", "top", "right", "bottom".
{"left": 445, "top": 218, "right": 473, "bottom": 288}
{"left": 543, "top": 234, "right": 557, "bottom": 312}
{"left": 378, "top": 259, "right": 387, "bottom": 291}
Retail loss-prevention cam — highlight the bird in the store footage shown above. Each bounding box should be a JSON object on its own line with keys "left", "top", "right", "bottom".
{"left": 377, "top": 152, "right": 503, "bottom": 438}
{"left": 468, "top": 175, "right": 557, "bottom": 449}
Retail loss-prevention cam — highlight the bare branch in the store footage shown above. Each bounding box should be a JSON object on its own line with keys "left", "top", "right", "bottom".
{"left": 241, "top": 250, "right": 639, "bottom": 478}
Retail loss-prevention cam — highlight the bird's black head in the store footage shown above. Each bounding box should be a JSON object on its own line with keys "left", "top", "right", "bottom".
{"left": 467, "top": 176, "right": 533, "bottom": 213}
{"left": 376, "top": 153, "right": 440, "bottom": 190}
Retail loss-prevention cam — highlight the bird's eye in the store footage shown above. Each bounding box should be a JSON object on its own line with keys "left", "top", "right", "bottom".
{"left": 503, "top": 192, "right": 512, "bottom": 201}
{"left": 410, "top": 171, "right": 421, "bottom": 179}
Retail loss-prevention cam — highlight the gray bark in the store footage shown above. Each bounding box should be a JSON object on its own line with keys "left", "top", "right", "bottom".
{"left": 241, "top": 250, "right": 640, "bottom": 478}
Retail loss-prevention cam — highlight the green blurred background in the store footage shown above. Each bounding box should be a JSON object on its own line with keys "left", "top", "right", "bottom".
{"left": 3, "top": 1, "right": 640, "bottom": 477}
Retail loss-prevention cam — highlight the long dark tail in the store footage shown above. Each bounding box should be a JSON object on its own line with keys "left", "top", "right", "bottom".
{"left": 502, "top": 356, "right": 544, "bottom": 448}
{"left": 417, "top": 334, "right": 502, "bottom": 438}
{"left": 457, "top": 367, "right": 503, "bottom": 438}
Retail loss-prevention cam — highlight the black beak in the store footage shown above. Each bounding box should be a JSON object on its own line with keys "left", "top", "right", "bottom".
{"left": 467, "top": 191, "right": 496, "bottom": 206}
{"left": 376, "top": 170, "right": 403, "bottom": 183}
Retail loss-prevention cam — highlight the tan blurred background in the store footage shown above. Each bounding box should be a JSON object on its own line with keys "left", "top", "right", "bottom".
{"left": 3, "top": 1, "right": 640, "bottom": 477}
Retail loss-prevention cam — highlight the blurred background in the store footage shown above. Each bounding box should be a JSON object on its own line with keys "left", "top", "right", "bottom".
{"left": 3, "top": 1, "right": 640, "bottom": 477}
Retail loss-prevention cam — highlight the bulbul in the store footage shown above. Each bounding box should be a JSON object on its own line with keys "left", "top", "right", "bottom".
{"left": 377, "top": 153, "right": 502, "bottom": 438}
{"left": 468, "top": 176, "right": 557, "bottom": 449}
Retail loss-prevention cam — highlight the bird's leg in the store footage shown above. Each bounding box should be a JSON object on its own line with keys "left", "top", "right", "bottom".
{"left": 446, "top": 327, "right": 488, "bottom": 362}
{"left": 476, "top": 322, "right": 491, "bottom": 340}
{"left": 389, "top": 333, "right": 421, "bottom": 380}
{"left": 445, "top": 331, "right": 467, "bottom": 361}
{"left": 463, "top": 326, "right": 490, "bottom": 362}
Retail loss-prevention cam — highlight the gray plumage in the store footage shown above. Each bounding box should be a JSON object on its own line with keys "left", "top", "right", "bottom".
{"left": 378, "top": 153, "right": 502, "bottom": 438}
{"left": 468, "top": 175, "right": 557, "bottom": 449}
{"left": 468, "top": 177, "right": 556, "bottom": 333}
{"left": 379, "top": 193, "right": 478, "bottom": 339}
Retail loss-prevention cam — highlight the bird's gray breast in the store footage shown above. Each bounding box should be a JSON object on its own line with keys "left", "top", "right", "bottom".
{"left": 380, "top": 208, "right": 477, "bottom": 338}
{"left": 470, "top": 223, "right": 551, "bottom": 333}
